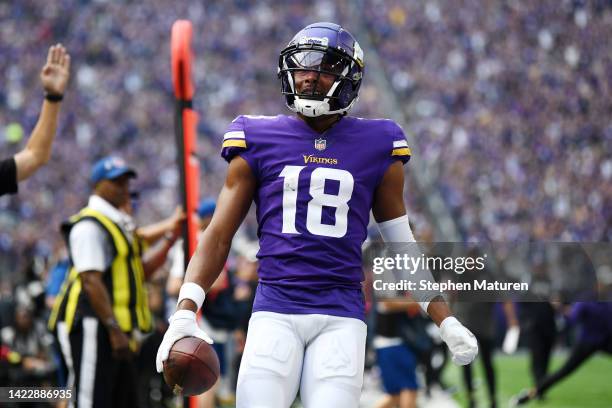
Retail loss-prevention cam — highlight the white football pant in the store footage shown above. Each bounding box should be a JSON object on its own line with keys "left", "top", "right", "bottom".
{"left": 236, "top": 311, "right": 367, "bottom": 408}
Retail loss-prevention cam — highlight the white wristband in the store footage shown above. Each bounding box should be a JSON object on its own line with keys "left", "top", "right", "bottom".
{"left": 177, "top": 282, "right": 206, "bottom": 311}
{"left": 377, "top": 215, "right": 440, "bottom": 309}
{"left": 377, "top": 214, "right": 416, "bottom": 242}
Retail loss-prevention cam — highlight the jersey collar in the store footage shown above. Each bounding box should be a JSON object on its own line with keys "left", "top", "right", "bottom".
{"left": 88, "top": 195, "right": 135, "bottom": 232}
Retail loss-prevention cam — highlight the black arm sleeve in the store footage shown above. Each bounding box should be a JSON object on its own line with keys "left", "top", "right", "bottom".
{"left": 0, "top": 157, "right": 18, "bottom": 196}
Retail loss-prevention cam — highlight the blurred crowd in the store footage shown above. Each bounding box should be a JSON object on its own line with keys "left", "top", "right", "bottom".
{"left": 0, "top": 0, "right": 383, "bottom": 275}
{"left": 1, "top": 1, "right": 610, "bottom": 268}
{"left": 364, "top": 0, "right": 612, "bottom": 241}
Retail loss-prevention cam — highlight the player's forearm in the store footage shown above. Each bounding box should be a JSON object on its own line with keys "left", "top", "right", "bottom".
{"left": 15, "top": 100, "right": 61, "bottom": 182}
{"left": 177, "top": 228, "right": 232, "bottom": 312}
{"left": 176, "top": 157, "right": 255, "bottom": 312}
{"left": 426, "top": 297, "right": 453, "bottom": 326}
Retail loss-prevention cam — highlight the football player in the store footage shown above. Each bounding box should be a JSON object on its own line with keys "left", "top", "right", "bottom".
{"left": 157, "top": 22, "right": 478, "bottom": 407}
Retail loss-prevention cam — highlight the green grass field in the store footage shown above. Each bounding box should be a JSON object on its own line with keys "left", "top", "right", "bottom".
{"left": 443, "top": 352, "right": 612, "bottom": 408}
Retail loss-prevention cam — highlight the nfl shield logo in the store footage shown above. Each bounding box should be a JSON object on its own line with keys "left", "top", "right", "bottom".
{"left": 314, "top": 138, "right": 327, "bottom": 151}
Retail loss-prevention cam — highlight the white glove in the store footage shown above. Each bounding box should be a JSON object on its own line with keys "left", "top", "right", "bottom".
{"left": 155, "top": 309, "right": 213, "bottom": 373}
{"left": 439, "top": 316, "right": 478, "bottom": 365}
{"left": 502, "top": 325, "right": 520, "bottom": 354}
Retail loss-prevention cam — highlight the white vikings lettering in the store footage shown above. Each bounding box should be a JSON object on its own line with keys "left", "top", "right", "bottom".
{"left": 303, "top": 155, "right": 338, "bottom": 165}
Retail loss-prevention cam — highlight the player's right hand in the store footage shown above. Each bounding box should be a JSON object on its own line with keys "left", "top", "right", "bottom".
{"left": 155, "top": 309, "right": 213, "bottom": 373}
{"left": 41, "top": 44, "right": 70, "bottom": 96}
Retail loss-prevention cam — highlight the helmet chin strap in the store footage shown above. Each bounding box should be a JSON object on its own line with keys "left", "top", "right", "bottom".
{"left": 292, "top": 96, "right": 359, "bottom": 118}
{"left": 294, "top": 97, "right": 331, "bottom": 117}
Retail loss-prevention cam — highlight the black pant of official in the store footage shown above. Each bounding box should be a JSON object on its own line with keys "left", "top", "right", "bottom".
{"left": 520, "top": 302, "right": 556, "bottom": 387}
{"left": 463, "top": 335, "right": 496, "bottom": 408}
{"left": 55, "top": 317, "right": 139, "bottom": 408}
{"left": 537, "top": 336, "right": 612, "bottom": 398}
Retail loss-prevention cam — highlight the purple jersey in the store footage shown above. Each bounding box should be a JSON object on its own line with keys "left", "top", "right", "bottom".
{"left": 221, "top": 115, "right": 410, "bottom": 320}
{"left": 569, "top": 302, "right": 612, "bottom": 345}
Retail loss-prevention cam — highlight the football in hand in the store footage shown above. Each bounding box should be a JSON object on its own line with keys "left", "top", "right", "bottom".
{"left": 163, "top": 336, "right": 220, "bottom": 396}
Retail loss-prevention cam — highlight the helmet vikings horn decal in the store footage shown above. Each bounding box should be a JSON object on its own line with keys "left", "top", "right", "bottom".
{"left": 278, "top": 22, "right": 365, "bottom": 117}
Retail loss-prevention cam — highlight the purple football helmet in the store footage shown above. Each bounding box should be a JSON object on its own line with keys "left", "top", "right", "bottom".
{"left": 278, "top": 22, "right": 365, "bottom": 117}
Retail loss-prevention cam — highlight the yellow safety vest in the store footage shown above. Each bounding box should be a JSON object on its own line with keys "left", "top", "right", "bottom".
{"left": 48, "top": 208, "right": 152, "bottom": 333}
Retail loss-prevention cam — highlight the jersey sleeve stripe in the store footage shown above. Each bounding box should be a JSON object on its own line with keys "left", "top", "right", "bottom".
{"left": 391, "top": 147, "right": 411, "bottom": 156}
{"left": 222, "top": 139, "right": 247, "bottom": 148}
{"left": 393, "top": 140, "right": 408, "bottom": 148}
{"left": 223, "top": 130, "right": 245, "bottom": 140}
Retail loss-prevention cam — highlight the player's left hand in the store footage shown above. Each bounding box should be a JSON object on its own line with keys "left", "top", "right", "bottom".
{"left": 439, "top": 316, "right": 478, "bottom": 365}
{"left": 40, "top": 44, "right": 71, "bottom": 96}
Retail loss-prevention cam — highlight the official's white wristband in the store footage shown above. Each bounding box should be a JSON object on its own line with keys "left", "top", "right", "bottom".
{"left": 177, "top": 282, "right": 206, "bottom": 311}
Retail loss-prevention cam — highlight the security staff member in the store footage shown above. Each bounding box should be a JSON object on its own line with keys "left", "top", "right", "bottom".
{"left": 1, "top": 44, "right": 70, "bottom": 196}
{"left": 48, "top": 156, "right": 151, "bottom": 407}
